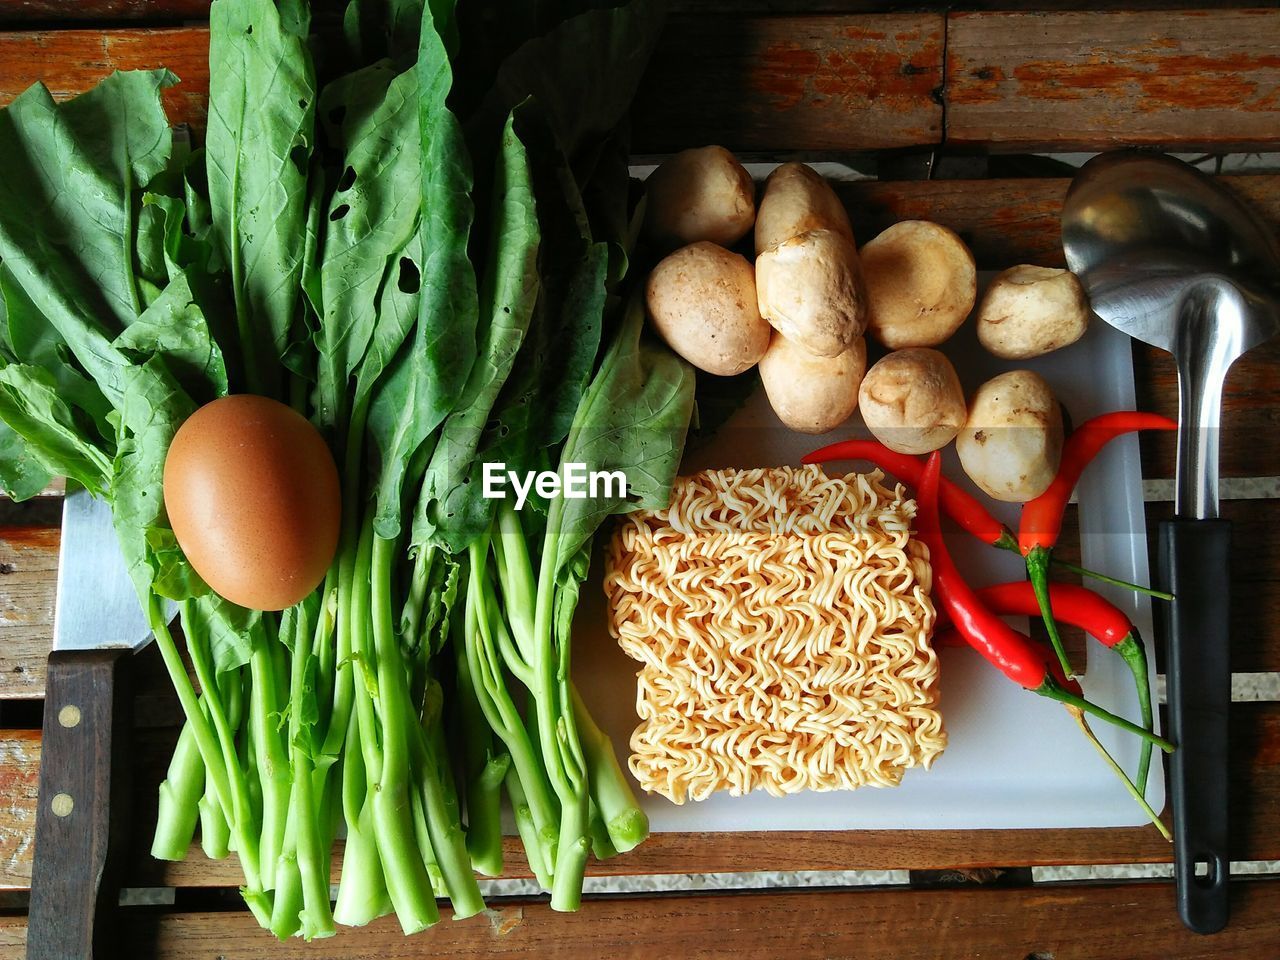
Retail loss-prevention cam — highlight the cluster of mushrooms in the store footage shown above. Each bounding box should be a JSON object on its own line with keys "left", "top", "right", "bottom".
{"left": 642, "top": 146, "right": 1094, "bottom": 502}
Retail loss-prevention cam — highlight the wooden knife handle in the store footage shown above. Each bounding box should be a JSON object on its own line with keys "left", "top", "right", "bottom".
{"left": 29, "top": 649, "right": 134, "bottom": 960}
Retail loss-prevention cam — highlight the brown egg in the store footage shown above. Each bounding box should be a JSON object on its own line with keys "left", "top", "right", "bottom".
{"left": 163, "top": 395, "right": 341, "bottom": 611}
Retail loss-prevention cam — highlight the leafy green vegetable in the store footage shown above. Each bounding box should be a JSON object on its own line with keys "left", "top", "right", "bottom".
{"left": 314, "top": 62, "right": 422, "bottom": 431}
{"left": 0, "top": 364, "right": 112, "bottom": 495}
{"left": 0, "top": 72, "right": 175, "bottom": 405}
{"left": 468, "top": 0, "right": 667, "bottom": 162}
{"left": 547, "top": 294, "right": 696, "bottom": 573}
{"left": 115, "top": 272, "right": 229, "bottom": 404}
{"left": 1, "top": 0, "right": 686, "bottom": 938}
{"left": 206, "top": 0, "right": 316, "bottom": 395}
{"left": 410, "top": 108, "right": 540, "bottom": 552}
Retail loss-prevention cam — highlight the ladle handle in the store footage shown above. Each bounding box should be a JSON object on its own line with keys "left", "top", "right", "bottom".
{"left": 1159, "top": 518, "right": 1231, "bottom": 935}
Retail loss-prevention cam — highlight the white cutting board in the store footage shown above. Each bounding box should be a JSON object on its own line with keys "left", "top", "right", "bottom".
{"left": 573, "top": 286, "right": 1165, "bottom": 831}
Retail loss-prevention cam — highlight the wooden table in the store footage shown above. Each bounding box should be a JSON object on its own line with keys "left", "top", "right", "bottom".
{"left": 2, "top": 2, "right": 1279, "bottom": 957}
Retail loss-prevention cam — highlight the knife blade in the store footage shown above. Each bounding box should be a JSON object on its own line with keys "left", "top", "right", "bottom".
{"left": 29, "top": 485, "right": 170, "bottom": 960}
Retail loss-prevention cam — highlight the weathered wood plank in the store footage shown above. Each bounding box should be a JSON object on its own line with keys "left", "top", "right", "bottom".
{"left": 632, "top": 14, "right": 944, "bottom": 154}
{"left": 0, "top": 27, "right": 209, "bottom": 131}
{"left": 2, "top": 880, "right": 1278, "bottom": 959}
{"left": 0, "top": 0, "right": 211, "bottom": 21}
{"left": 0, "top": 520, "right": 57, "bottom": 700}
{"left": 947, "top": 9, "right": 1280, "bottom": 152}
{"left": 2, "top": 700, "right": 1277, "bottom": 888}
{"left": 0, "top": 15, "right": 944, "bottom": 154}
{"left": 5, "top": 1, "right": 1278, "bottom": 23}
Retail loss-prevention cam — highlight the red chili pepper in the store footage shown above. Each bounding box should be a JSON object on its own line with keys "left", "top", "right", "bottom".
{"left": 939, "top": 579, "right": 1157, "bottom": 794}
{"left": 804, "top": 439, "right": 1015, "bottom": 548}
{"left": 1015, "top": 412, "right": 1177, "bottom": 681}
{"left": 802, "top": 440, "right": 1173, "bottom": 599}
{"left": 918, "top": 452, "right": 1171, "bottom": 752}
{"left": 917, "top": 452, "right": 1075, "bottom": 692}
{"left": 1019, "top": 412, "right": 1178, "bottom": 554}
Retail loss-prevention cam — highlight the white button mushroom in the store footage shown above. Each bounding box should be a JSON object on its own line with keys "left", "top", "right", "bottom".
{"left": 755, "top": 228, "right": 867, "bottom": 358}
{"left": 754, "top": 161, "right": 854, "bottom": 256}
{"left": 857, "top": 348, "right": 967, "bottom": 454}
{"left": 956, "top": 370, "right": 1064, "bottom": 502}
{"left": 976, "top": 265, "right": 1091, "bottom": 360}
{"left": 760, "top": 333, "right": 866, "bottom": 434}
{"left": 645, "top": 241, "right": 771, "bottom": 377}
{"left": 643, "top": 145, "right": 757, "bottom": 250}
{"left": 861, "top": 220, "right": 977, "bottom": 349}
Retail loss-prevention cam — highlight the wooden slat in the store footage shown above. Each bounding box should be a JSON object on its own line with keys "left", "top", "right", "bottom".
{"left": 838, "top": 175, "right": 1280, "bottom": 270}
{"left": 631, "top": 14, "right": 944, "bottom": 154}
{"left": 0, "top": 520, "right": 57, "bottom": 700}
{"left": 947, "top": 9, "right": 1280, "bottom": 152}
{"left": 0, "top": 27, "right": 209, "bottom": 131}
{"left": 2, "top": 880, "right": 1279, "bottom": 960}
{"left": 0, "top": 0, "right": 211, "bottom": 21}
{"left": 0, "top": 731, "right": 38, "bottom": 893}
{"left": 2, "top": 700, "right": 1278, "bottom": 888}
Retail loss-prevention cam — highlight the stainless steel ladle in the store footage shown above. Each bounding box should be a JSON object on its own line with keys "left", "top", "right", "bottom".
{"left": 1062, "top": 151, "right": 1280, "bottom": 935}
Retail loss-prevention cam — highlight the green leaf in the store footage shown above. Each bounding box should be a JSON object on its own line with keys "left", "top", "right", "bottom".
{"left": 146, "top": 526, "right": 211, "bottom": 601}
{"left": 468, "top": 0, "right": 667, "bottom": 162}
{"left": 109, "top": 354, "right": 197, "bottom": 606}
{"left": 314, "top": 63, "right": 422, "bottom": 429}
{"left": 114, "top": 272, "right": 229, "bottom": 404}
{"left": 206, "top": 0, "right": 316, "bottom": 395}
{"left": 344, "top": 0, "right": 425, "bottom": 65}
{"left": 0, "top": 265, "right": 114, "bottom": 441}
{"left": 407, "top": 109, "right": 539, "bottom": 551}
{"left": 0, "top": 363, "right": 113, "bottom": 496}
{"left": 412, "top": 0, "right": 479, "bottom": 438}
{"left": 188, "top": 592, "right": 260, "bottom": 675}
{"left": 0, "top": 422, "right": 54, "bottom": 501}
{"left": 0, "top": 71, "right": 175, "bottom": 405}
{"left": 547, "top": 294, "right": 695, "bottom": 577}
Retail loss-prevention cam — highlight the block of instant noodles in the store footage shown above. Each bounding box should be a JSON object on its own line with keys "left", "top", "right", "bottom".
{"left": 604, "top": 464, "right": 945, "bottom": 804}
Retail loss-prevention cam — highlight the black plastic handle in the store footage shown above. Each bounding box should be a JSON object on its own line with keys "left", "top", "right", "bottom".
{"left": 29, "top": 648, "right": 133, "bottom": 960}
{"left": 1159, "top": 518, "right": 1231, "bottom": 935}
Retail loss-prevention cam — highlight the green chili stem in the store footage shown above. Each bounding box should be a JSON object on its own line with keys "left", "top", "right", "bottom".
{"left": 1066, "top": 706, "right": 1172, "bottom": 841}
{"left": 1116, "top": 632, "right": 1156, "bottom": 797}
{"left": 1026, "top": 547, "right": 1076, "bottom": 679}
{"left": 1042, "top": 679, "right": 1175, "bottom": 752}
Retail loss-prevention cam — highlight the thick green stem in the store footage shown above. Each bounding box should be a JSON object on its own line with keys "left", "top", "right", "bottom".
{"left": 531, "top": 504, "right": 591, "bottom": 912}
{"left": 151, "top": 716, "right": 204, "bottom": 861}
{"left": 368, "top": 528, "right": 438, "bottom": 933}
{"left": 588, "top": 799, "right": 618, "bottom": 861}
{"left": 417, "top": 704, "right": 485, "bottom": 920}
{"left": 466, "top": 543, "right": 558, "bottom": 888}
{"left": 249, "top": 630, "right": 290, "bottom": 891}
{"left": 1026, "top": 547, "right": 1076, "bottom": 679}
{"left": 154, "top": 599, "right": 269, "bottom": 923}
{"left": 571, "top": 685, "right": 647, "bottom": 854}
{"left": 505, "top": 765, "right": 549, "bottom": 890}
{"left": 454, "top": 635, "right": 508, "bottom": 877}
{"left": 199, "top": 759, "right": 231, "bottom": 860}
{"left": 1116, "top": 632, "right": 1156, "bottom": 796}
{"left": 285, "top": 600, "right": 335, "bottom": 940}
{"left": 332, "top": 709, "right": 392, "bottom": 927}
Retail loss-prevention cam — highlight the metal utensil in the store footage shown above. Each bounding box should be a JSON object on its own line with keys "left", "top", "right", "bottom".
{"left": 1062, "top": 151, "right": 1280, "bottom": 935}
{"left": 29, "top": 486, "right": 165, "bottom": 959}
